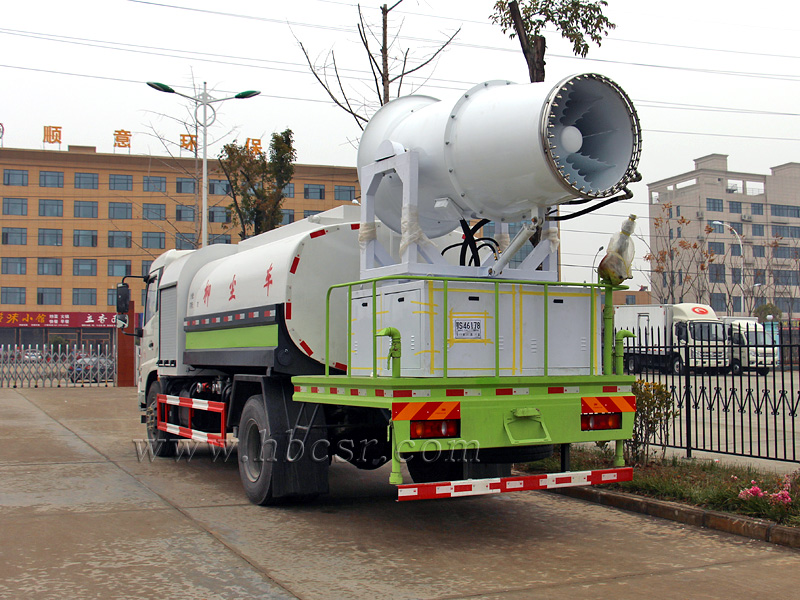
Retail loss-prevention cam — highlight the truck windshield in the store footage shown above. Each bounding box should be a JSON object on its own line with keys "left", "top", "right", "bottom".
{"left": 690, "top": 321, "right": 725, "bottom": 342}
{"left": 744, "top": 330, "right": 769, "bottom": 345}
{"left": 143, "top": 272, "right": 159, "bottom": 325}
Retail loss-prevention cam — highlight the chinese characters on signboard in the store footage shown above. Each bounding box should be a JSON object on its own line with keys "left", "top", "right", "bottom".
{"left": 43, "top": 126, "right": 62, "bottom": 145}
{"left": 0, "top": 312, "right": 116, "bottom": 328}
{"left": 114, "top": 129, "right": 132, "bottom": 149}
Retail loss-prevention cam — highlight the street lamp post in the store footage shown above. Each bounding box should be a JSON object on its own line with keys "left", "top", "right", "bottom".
{"left": 146, "top": 81, "right": 260, "bottom": 247}
{"left": 712, "top": 220, "right": 744, "bottom": 315}
{"left": 592, "top": 245, "right": 604, "bottom": 282}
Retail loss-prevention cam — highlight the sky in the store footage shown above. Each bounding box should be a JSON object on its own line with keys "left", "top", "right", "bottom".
{"left": 1, "top": 0, "right": 798, "bottom": 287}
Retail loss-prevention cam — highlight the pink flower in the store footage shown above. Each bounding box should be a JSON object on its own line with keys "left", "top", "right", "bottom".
{"left": 731, "top": 475, "right": 739, "bottom": 481}
{"left": 738, "top": 485, "right": 765, "bottom": 499}
{"left": 769, "top": 490, "right": 792, "bottom": 506}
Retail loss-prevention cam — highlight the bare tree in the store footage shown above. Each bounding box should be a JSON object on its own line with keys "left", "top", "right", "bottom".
{"left": 297, "top": 2, "right": 460, "bottom": 130}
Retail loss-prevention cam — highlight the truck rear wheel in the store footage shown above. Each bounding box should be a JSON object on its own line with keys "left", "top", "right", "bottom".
{"left": 626, "top": 355, "right": 639, "bottom": 374}
{"left": 238, "top": 395, "right": 278, "bottom": 506}
{"left": 146, "top": 382, "right": 177, "bottom": 457}
{"left": 671, "top": 356, "right": 684, "bottom": 376}
{"left": 731, "top": 359, "right": 742, "bottom": 376}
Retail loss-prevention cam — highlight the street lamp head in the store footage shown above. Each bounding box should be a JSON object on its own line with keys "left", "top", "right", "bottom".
{"left": 712, "top": 220, "right": 723, "bottom": 226}
{"left": 235, "top": 90, "right": 261, "bottom": 99}
{"left": 147, "top": 81, "right": 176, "bottom": 94}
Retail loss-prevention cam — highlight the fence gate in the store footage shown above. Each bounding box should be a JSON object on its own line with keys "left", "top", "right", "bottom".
{"left": 0, "top": 344, "right": 115, "bottom": 388}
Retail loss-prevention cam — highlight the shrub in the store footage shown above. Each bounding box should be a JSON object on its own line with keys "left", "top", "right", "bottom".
{"left": 626, "top": 379, "right": 677, "bottom": 465}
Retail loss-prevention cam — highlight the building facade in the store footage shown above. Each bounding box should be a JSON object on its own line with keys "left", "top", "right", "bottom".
{"left": 0, "top": 145, "right": 358, "bottom": 346}
{"left": 647, "top": 154, "right": 800, "bottom": 317}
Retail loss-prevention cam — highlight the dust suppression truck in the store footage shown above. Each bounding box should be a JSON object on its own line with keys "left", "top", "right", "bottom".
{"left": 117, "top": 73, "right": 643, "bottom": 504}
{"left": 615, "top": 303, "right": 727, "bottom": 375}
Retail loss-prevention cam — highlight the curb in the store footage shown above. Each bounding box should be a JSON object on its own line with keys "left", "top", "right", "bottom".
{"left": 553, "top": 486, "right": 800, "bottom": 549}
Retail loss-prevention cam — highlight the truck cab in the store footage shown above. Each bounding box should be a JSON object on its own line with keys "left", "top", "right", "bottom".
{"left": 723, "top": 317, "right": 775, "bottom": 376}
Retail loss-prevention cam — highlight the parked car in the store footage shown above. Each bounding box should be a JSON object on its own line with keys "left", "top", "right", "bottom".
{"left": 68, "top": 357, "right": 115, "bottom": 382}
{"left": 22, "top": 349, "right": 44, "bottom": 362}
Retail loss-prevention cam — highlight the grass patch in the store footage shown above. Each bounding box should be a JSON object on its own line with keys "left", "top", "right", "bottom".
{"left": 520, "top": 446, "right": 800, "bottom": 527}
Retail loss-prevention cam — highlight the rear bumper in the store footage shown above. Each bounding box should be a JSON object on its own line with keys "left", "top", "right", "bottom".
{"left": 397, "top": 466, "right": 633, "bottom": 501}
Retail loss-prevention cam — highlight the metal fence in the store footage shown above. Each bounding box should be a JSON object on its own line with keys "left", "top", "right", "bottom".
{"left": 622, "top": 323, "right": 800, "bottom": 463}
{"left": 0, "top": 344, "right": 116, "bottom": 388}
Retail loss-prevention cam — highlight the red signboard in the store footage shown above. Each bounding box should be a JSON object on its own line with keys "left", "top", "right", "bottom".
{"left": 0, "top": 311, "right": 116, "bottom": 328}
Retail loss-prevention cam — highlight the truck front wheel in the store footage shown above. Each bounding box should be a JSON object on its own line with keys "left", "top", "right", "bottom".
{"left": 731, "top": 359, "right": 742, "bottom": 376}
{"left": 671, "top": 356, "right": 685, "bottom": 376}
{"left": 146, "top": 382, "right": 177, "bottom": 457}
{"left": 238, "top": 395, "right": 277, "bottom": 506}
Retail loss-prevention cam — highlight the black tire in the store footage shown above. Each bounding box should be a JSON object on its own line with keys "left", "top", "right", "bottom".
{"left": 238, "top": 395, "right": 278, "bottom": 506}
{"left": 731, "top": 359, "right": 742, "bottom": 376}
{"left": 758, "top": 367, "right": 769, "bottom": 376}
{"left": 146, "top": 381, "right": 177, "bottom": 457}
{"left": 671, "top": 356, "right": 684, "bottom": 376}
{"left": 626, "top": 355, "right": 638, "bottom": 374}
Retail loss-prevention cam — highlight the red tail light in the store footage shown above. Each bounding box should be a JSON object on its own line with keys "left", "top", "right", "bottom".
{"left": 410, "top": 419, "right": 460, "bottom": 439}
{"left": 581, "top": 412, "right": 622, "bottom": 431}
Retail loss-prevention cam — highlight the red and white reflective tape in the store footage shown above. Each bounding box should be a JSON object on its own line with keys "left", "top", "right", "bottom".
{"left": 602, "top": 385, "right": 632, "bottom": 394}
{"left": 397, "top": 467, "right": 633, "bottom": 501}
{"left": 446, "top": 388, "right": 482, "bottom": 397}
{"left": 376, "top": 389, "right": 431, "bottom": 398}
{"left": 495, "top": 387, "right": 530, "bottom": 396}
{"left": 159, "top": 394, "right": 225, "bottom": 412}
{"left": 548, "top": 386, "right": 579, "bottom": 394}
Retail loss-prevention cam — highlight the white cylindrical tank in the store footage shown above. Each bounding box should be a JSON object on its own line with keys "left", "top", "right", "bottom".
{"left": 357, "top": 73, "right": 642, "bottom": 238}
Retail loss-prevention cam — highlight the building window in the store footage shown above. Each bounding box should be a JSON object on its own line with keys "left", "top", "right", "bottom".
{"left": 107, "top": 289, "right": 117, "bottom": 306}
{"left": 710, "top": 293, "right": 726, "bottom": 312}
{"left": 37, "top": 287, "right": 61, "bottom": 305}
{"left": 38, "top": 228, "right": 62, "bottom": 246}
{"left": 708, "top": 221, "right": 724, "bottom": 234}
{"left": 283, "top": 183, "right": 294, "bottom": 198}
{"left": 142, "top": 232, "right": 165, "bottom": 249}
{"left": 2, "top": 227, "right": 26, "bottom": 245}
{"left": 109, "top": 174, "right": 133, "bottom": 191}
{"left": 73, "top": 259, "right": 97, "bottom": 277}
{"left": 39, "top": 198, "right": 63, "bottom": 217}
{"left": 677, "top": 227, "right": 682, "bottom": 239}
{"left": 771, "top": 204, "right": 800, "bottom": 219}
{"left": 625, "top": 294, "right": 636, "bottom": 305}
{"left": 1, "top": 257, "right": 26, "bottom": 275}
{"left": 175, "top": 232, "right": 196, "bottom": 250}
{"left": 208, "top": 206, "right": 230, "bottom": 223}
{"left": 730, "top": 222, "right": 743, "bottom": 235}
{"left": 773, "top": 225, "right": 800, "bottom": 239}
{"left": 141, "top": 260, "right": 152, "bottom": 277}
{"left": 773, "top": 270, "right": 800, "bottom": 286}
{"left": 281, "top": 209, "right": 294, "bottom": 225}
{"left": 38, "top": 258, "right": 61, "bottom": 276}
{"left": 3, "top": 169, "right": 28, "bottom": 186}
{"left": 108, "top": 231, "right": 132, "bottom": 248}
{"left": 176, "top": 177, "right": 196, "bottom": 194}
{"left": 304, "top": 184, "right": 325, "bottom": 199}
{"left": 143, "top": 176, "right": 166, "bottom": 192}
{"left": 176, "top": 205, "right": 195, "bottom": 221}
{"left": 108, "top": 259, "right": 131, "bottom": 277}
{"left": 752, "top": 203, "right": 764, "bottom": 216}
{"left": 751, "top": 224, "right": 764, "bottom": 237}
{"left": 143, "top": 203, "right": 166, "bottom": 220}
{"left": 74, "top": 200, "right": 98, "bottom": 218}
{"left": 676, "top": 206, "right": 681, "bottom": 217}
{"left": 209, "top": 179, "right": 231, "bottom": 195}
{"left": 709, "top": 264, "right": 726, "bottom": 283}
{"left": 708, "top": 242, "right": 724, "bottom": 255}
{"left": 73, "top": 288, "right": 97, "bottom": 306}
{"left": 669, "top": 228, "right": 673, "bottom": 240}
{"left": 706, "top": 198, "right": 723, "bottom": 212}
{"left": 73, "top": 229, "right": 98, "bottom": 247}
{"left": 1, "top": 287, "right": 25, "bottom": 304}
{"left": 732, "top": 267, "right": 741, "bottom": 284}
{"left": 753, "top": 245, "right": 765, "bottom": 258}
{"left": 209, "top": 233, "right": 231, "bottom": 245}
{"left": 774, "top": 247, "right": 800, "bottom": 260}
{"left": 39, "top": 171, "right": 64, "bottom": 188}
{"left": 74, "top": 173, "right": 99, "bottom": 189}
{"left": 729, "top": 201, "right": 742, "bottom": 214}
{"left": 754, "top": 269, "right": 766, "bottom": 285}
{"left": 3, "top": 198, "right": 27, "bottom": 215}
{"left": 731, "top": 245, "right": 741, "bottom": 257}
{"left": 109, "top": 202, "right": 132, "bottom": 219}
{"left": 335, "top": 185, "right": 356, "bottom": 202}
{"left": 304, "top": 210, "right": 321, "bottom": 218}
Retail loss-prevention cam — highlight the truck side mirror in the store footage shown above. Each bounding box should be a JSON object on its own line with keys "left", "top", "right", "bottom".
{"left": 116, "top": 283, "right": 130, "bottom": 314}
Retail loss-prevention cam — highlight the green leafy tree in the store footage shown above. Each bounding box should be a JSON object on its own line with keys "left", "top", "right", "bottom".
{"left": 491, "top": 0, "right": 615, "bottom": 82}
{"left": 218, "top": 129, "right": 297, "bottom": 240}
